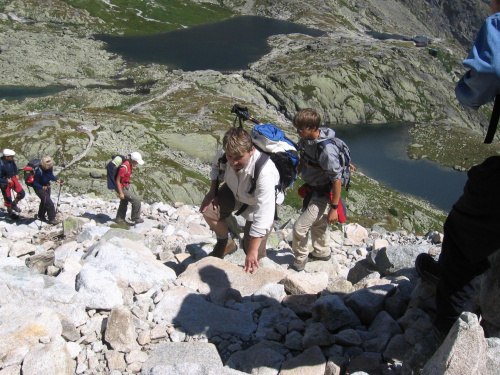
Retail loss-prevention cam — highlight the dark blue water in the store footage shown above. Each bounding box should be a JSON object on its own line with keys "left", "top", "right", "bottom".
{"left": 334, "top": 123, "right": 467, "bottom": 212}
{"left": 96, "top": 16, "right": 324, "bottom": 71}
{"left": 0, "top": 86, "right": 68, "bottom": 101}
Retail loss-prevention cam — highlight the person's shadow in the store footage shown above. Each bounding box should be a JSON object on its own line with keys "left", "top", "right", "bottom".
{"left": 168, "top": 263, "right": 327, "bottom": 373}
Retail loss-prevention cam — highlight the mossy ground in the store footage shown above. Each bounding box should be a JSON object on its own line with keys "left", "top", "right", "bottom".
{"left": 409, "top": 121, "right": 500, "bottom": 170}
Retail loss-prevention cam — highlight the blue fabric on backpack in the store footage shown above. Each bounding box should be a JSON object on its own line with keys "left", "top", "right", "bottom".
{"left": 253, "top": 124, "right": 297, "bottom": 149}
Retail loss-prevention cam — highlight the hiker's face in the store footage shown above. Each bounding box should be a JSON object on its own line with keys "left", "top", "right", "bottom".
{"left": 226, "top": 148, "right": 254, "bottom": 171}
{"left": 295, "top": 126, "right": 317, "bottom": 140}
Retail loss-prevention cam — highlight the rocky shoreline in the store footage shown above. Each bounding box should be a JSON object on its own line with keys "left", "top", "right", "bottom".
{"left": 1, "top": 192, "right": 499, "bottom": 374}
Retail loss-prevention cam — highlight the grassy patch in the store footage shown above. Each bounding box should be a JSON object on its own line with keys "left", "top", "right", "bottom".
{"left": 409, "top": 122, "right": 500, "bottom": 170}
{"left": 63, "top": 0, "right": 234, "bottom": 35}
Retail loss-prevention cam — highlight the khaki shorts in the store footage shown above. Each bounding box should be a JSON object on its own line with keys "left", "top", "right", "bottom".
{"left": 203, "top": 183, "right": 271, "bottom": 259}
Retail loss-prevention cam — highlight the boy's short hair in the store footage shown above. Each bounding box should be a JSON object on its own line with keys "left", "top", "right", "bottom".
{"left": 223, "top": 127, "right": 253, "bottom": 155}
{"left": 292, "top": 108, "right": 321, "bottom": 130}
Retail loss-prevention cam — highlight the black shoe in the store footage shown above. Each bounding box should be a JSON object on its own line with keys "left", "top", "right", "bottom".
{"left": 415, "top": 253, "right": 440, "bottom": 287}
{"left": 35, "top": 214, "right": 48, "bottom": 222}
{"left": 9, "top": 213, "right": 20, "bottom": 220}
{"left": 308, "top": 253, "right": 332, "bottom": 261}
{"left": 11, "top": 203, "right": 21, "bottom": 213}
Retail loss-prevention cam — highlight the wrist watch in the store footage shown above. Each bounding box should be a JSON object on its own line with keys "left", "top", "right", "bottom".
{"left": 331, "top": 204, "right": 338, "bottom": 209}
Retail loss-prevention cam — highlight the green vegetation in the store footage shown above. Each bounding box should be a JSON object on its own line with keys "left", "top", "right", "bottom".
{"left": 409, "top": 122, "right": 500, "bottom": 170}
{"left": 63, "top": 0, "right": 234, "bottom": 35}
{"left": 427, "top": 45, "right": 461, "bottom": 73}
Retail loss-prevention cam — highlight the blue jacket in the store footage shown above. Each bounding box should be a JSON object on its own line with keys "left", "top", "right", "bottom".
{"left": 0, "top": 158, "right": 18, "bottom": 184}
{"left": 33, "top": 167, "right": 58, "bottom": 189}
{"left": 455, "top": 12, "right": 500, "bottom": 109}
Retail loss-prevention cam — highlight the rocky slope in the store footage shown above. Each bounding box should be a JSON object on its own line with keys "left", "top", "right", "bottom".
{"left": 1, "top": 192, "right": 499, "bottom": 375}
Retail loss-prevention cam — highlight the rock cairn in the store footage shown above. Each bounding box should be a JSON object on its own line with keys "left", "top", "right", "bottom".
{"left": 0, "top": 193, "right": 499, "bottom": 375}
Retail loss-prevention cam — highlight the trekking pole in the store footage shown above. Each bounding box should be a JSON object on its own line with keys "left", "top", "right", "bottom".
{"left": 56, "top": 183, "right": 63, "bottom": 214}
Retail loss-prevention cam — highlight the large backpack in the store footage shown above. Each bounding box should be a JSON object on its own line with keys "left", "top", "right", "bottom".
{"left": 106, "top": 154, "right": 127, "bottom": 190}
{"left": 23, "top": 158, "right": 41, "bottom": 188}
{"left": 229, "top": 105, "right": 299, "bottom": 194}
{"left": 300, "top": 137, "right": 352, "bottom": 191}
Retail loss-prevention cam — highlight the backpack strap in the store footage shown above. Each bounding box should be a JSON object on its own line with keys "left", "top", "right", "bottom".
{"left": 234, "top": 153, "right": 270, "bottom": 216}
{"left": 300, "top": 139, "right": 334, "bottom": 172}
{"left": 484, "top": 95, "right": 500, "bottom": 144}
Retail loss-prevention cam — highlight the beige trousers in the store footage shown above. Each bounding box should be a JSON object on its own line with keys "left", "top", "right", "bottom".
{"left": 292, "top": 198, "right": 331, "bottom": 260}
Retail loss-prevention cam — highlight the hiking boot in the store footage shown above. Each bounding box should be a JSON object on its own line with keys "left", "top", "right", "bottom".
{"left": 308, "top": 252, "right": 332, "bottom": 261}
{"left": 9, "top": 213, "right": 20, "bottom": 220}
{"left": 116, "top": 218, "right": 133, "bottom": 226}
{"left": 290, "top": 257, "right": 308, "bottom": 271}
{"left": 36, "top": 214, "right": 48, "bottom": 222}
{"left": 11, "top": 203, "right": 21, "bottom": 213}
{"left": 133, "top": 218, "right": 145, "bottom": 224}
{"left": 208, "top": 238, "right": 236, "bottom": 259}
{"left": 415, "top": 253, "right": 440, "bottom": 287}
{"left": 48, "top": 219, "right": 61, "bottom": 225}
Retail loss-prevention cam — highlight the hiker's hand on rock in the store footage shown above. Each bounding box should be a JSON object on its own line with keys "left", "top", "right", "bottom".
{"left": 243, "top": 255, "right": 259, "bottom": 273}
{"left": 244, "top": 252, "right": 259, "bottom": 274}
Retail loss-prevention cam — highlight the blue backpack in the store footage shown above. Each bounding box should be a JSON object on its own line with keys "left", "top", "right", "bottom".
{"left": 229, "top": 105, "right": 299, "bottom": 194}
{"left": 249, "top": 123, "right": 299, "bottom": 193}
{"left": 106, "top": 155, "right": 127, "bottom": 190}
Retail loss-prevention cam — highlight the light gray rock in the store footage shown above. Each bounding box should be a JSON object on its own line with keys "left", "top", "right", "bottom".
{"left": 76, "top": 263, "right": 123, "bottom": 310}
{"left": 369, "top": 244, "right": 431, "bottom": 277}
{"left": 25, "top": 251, "right": 54, "bottom": 274}
{"left": 0, "top": 365, "right": 22, "bottom": 375}
{"left": 0, "top": 304, "right": 63, "bottom": 367}
{"left": 486, "top": 337, "right": 500, "bottom": 375}
{"left": 422, "top": 312, "right": 488, "bottom": 375}
{"left": 105, "top": 350, "right": 127, "bottom": 372}
{"left": 85, "top": 237, "right": 176, "bottom": 287}
{"left": 333, "top": 329, "right": 363, "bottom": 347}
{"left": 105, "top": 306, "right": 139, "bottom": 353}
{"left": 344, "top": 224, "right": 369, "bottom": 245}
{"left": 281, "top": 271, "right": 329, "bottom": 295}
{"left": 253, "top": 282, "right": 287, "bottom": 304}
{"left": 279, "top": 346, "right": 326, "bottom": 375}
{"left": 256, "top": 306, "right": 299, "bottom": 340}
{"left": 142, "top": 342, "right": 232, "bottom": 374}
{"left": 311, "top": 294, "right": 359, "bottom": 332}
{"left": 8, "top": 241, "right": 37, "bottom": 257}
{"left": 152, "top": 285, "right": 257, "bottom": 337}
{"left": 178, "top": 257, "right": 287, "bottom": 298}
{"left": 480, "top": 249, "right": 500, "bottom": 337}
{"left": 76, "top": 224, "right": 110, "bottom": 243}
{"left": 0, "top": 258, "right": 87, "bottom": 326}
{"left": 302, "top": 322, "right": 334, "bottom": 348}
{"left": 226, "top": 341, "right": 286, "bottom": 375}
{"left": 21, "top": 339, "right": 76, "bottom": 375}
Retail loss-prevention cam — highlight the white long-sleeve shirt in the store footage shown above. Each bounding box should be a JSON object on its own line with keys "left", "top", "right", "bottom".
{"left": 210, "top": 148, "right": 279, "bottom": 237}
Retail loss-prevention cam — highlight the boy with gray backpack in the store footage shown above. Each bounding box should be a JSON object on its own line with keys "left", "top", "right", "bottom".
{"left": 291, "top": 108, "right": 352, "bottom": 272}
